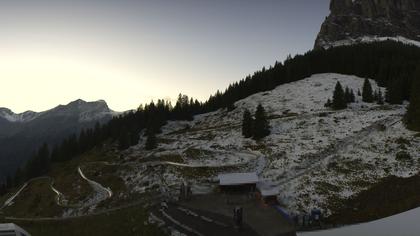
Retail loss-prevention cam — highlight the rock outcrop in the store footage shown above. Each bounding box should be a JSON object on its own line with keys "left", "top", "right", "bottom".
{"left": 315, "top": 0, "right": 420, "bottom": 49}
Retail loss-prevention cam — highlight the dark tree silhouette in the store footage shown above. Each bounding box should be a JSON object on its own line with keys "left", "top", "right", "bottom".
{"left": 253, "top": 104, "right": 270, "bottom": 140}
{"left": 377, "top": 89, "right": 384, "bottom": 105}
{"left": 242, "top": 109, "right": 254, "bottom": 138}
{"left": 362, "top": 79, "right": 374, "bottom": 103}
{"left": 25, "top": 143, "right": 50, "bottom": 179}
{"left": 332, "top": 82, "right": 347, "bottom": 110}
{"left": 405, "top": 67, "right": 420, "bottom": 131}
{"left": 145, "top": 129, "right": 157, "bottom": 150}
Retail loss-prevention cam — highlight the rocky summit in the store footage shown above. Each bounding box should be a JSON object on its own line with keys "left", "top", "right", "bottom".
{"left": 315, "top": 0, "right": 420, "bottom": 49}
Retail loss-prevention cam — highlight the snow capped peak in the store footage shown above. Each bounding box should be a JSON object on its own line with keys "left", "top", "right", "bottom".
{"left": 0, "top": 108, "right": 40, "bottom": 122}
{"left": 0, "top": 99, "right": 118, "bottom": 123}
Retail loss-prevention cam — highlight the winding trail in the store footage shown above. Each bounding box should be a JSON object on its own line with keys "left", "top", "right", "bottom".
{"left": 77, "top": 166, "right": 113, "bottom": 202}
{"left": 2, "top": 166, "right": 114, "bottom": 212}
{"left": 49, "top": 179, "right": 68, "bottom": 207}
{"left": 1, "top": 183, "right": 28, "bottom": 210}
{"left": 1, "top": 177, "right": 68, "bottom": 210}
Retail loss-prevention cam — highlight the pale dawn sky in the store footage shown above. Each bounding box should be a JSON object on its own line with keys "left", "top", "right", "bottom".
{"left": 0, "top": 0, "right": 329, "bottom": 112}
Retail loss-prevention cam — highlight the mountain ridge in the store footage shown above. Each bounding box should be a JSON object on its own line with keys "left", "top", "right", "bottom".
{"left": 0, "top": 99, "right": 119, "bottom": 180}
{"left": 315, "top": 0, "right": 420, "bottom": 49}
{"left": 0, "top": 99, "right": 116, "bottom": 123}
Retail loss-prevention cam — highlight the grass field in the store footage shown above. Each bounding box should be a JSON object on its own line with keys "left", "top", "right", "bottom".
{"left": 327, "top": 174, "right": 420, "bottom": 225}
{"left": 0, "top": 204, "right": 164, "bottom": 236}
{"left": 1, "top": 178, "right": 63, "bottom": 218}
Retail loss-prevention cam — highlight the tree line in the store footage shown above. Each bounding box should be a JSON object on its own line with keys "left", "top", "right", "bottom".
{"left": 326, "top": 78, "right": 386, "bottom": 110}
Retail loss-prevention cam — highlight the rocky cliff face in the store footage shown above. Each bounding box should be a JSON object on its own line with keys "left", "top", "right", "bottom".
{"left": 315, "top": 0, "right": 420, "bottom": 49}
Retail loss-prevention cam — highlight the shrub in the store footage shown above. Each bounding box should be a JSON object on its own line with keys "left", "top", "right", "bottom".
{"left": 395, "top": 151, "right": 412, "bottom": 162}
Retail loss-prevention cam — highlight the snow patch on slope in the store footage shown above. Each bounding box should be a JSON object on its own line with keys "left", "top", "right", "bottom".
{"left": 321, "top": 36, "right": 420, "bottom": 49}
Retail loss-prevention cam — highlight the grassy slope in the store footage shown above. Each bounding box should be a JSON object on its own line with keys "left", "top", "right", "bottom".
{"left": 327, "top": 174, "right": 420, "bottom": 225}
{"left": 1, "top": 204, "right": 163, "bottom": 236}
{"left": 0, "top": 146, "right": 129, "bottom": 217}
{"left": 2, "top": 178, "right": 63, "bottom": 218}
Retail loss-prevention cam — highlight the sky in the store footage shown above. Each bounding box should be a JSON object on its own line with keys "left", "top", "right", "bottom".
{"left": 0, "top": 0, "right": 330, "bottom": 113}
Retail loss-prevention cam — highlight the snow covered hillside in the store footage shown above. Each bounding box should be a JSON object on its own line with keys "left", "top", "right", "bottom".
{"left": 119, "top": 73, "right": 420, "bottom": 216}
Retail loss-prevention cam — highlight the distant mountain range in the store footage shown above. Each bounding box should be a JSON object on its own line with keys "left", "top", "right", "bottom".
{"left": 0, "top": 99, "right": 118, "bottom": 179}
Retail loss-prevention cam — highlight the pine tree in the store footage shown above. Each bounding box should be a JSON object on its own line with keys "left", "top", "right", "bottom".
{"left": 386, "top": 78, "right": 404, "bottom": 104}
{"left": 324, "top": 99, "right": 332, "bottom": 108}
{"left": 37, "top": 143, "right": 50, "bottom": 176}
{"left": 242, "top": 109, "right": 254, "bottom": 138}
{"left": 377, "top": 89, "right": 384, "bottom": 105}
{"left": 362, "top": 79, "right": 374, "bottom": 103}
{"left": 6, "top": 175, "right": 13, "bottom": 189}
{"left": 344, "top": 87, "right": 350, "bottom": 103}
{"left": 118, "top": 130, "right": 130, "bottom": 150}
{"left": 0, "top": 183, "right": 6, "bottom": 196}
{"left": 253, "top": 104, "right": 270, "bottom": 140}
{"left": 227, "top": 103, "right": 235, "bottom": 112}
{"left": 344, "top": 87, "right": 355, "bottom": 104}
{"left": 14, "top": 167, "right": 23, "bottom": 187}
{"left": 373, "top": 90, "right": 379, "bottom": 102}
{"left": 145, "top": 129, "right": 157, "bottom": 150}
{"left": 332, "top": 82, "right": 347, "bottom": 110}
{"left": 25, "top": 143, "right": 50, "bottom": 179}
{"left": 405, "top": 69, "right": 420, "bottom": 131}
{"left": 350, "top": 89, "right": 356, "bottom": 103}
{"left": 129, "top": 131, "right": 140, "bottom": 146}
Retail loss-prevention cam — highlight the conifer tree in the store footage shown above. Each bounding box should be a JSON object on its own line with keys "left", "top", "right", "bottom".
{"left": 350, "top": 89, "right": 356, "bottom": 103}
{"left": 0, "top": 183, "right": 6, "bottom": 196}
{"left": 37, "top": 143, "right": 50, "bottom": 175}
{"left": 129, "top": 131, "right": 140, "bottom": 146}
{"left": 14, "top": 167, "right": 23, "bottom": 187}
{"left": 362, "top": 79, "right": 374, "bottom": 103}
{"left": 386, "top": 79, "right": 404, "bottom": 104}
{"left": 253, "top": 104, "right": 270, "bottom": 140}
{"left": 145, "top": 128, "right": 157, "bottom": 150}
{"left": 373, "top": 90, "right": 379, "bottom": 102}
{"left": 118, "top": 130, "right": 130, "bottom": 150}
{"left": 227, "top": 103, "right": 235, "bottom": 112}
{"left": 6, "top": 175, "right": 13, "bottom": 189}
{"left": 324, "top": 99, "right": 332, "bottom": 108}
{"left": 344, "top": 87, "right": 355, "bottom": 104}
{"left": 405, "top": 69, "right": 420, "bottom": 131}
{"left": 377, "top": 89, "right": 384, "bottom": 105}
{"left": 25, "top": 143, "right": 50, "bottom": 179}
{"left": 242, "top": 109, "right": 253, "bottom": 138}
{"left": 332, "top": 82, "right": 347, "bottom": 110}
{"left": 344, "top": 87, "right": 351, "bottom": 103}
